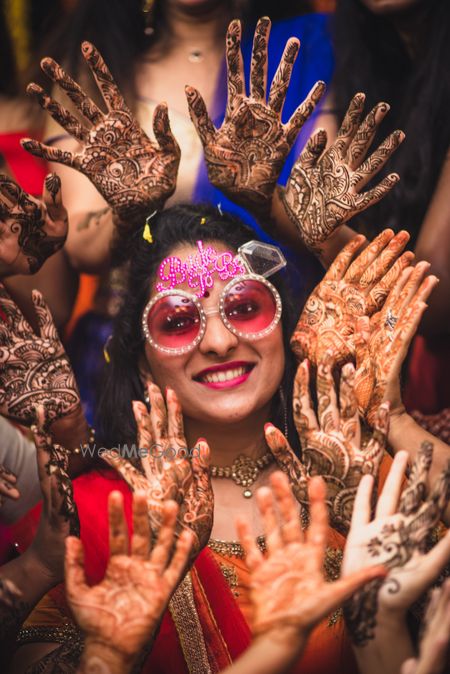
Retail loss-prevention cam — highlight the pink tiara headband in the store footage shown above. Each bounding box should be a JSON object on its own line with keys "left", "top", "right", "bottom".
{"left": 156, "top": 239, "right": 287, "bottom": 297}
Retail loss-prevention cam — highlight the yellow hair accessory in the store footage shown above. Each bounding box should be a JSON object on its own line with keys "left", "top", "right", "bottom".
{"left": 200, "top": 217, "right": 206, "bottom": 225}
{"left": 143, "top": 210, "right": 157, "bottom": 244}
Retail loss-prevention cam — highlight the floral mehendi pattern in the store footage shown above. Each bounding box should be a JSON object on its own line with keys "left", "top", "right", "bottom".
{"left": 186, "top": 17, "right": 325, "bottom": 217}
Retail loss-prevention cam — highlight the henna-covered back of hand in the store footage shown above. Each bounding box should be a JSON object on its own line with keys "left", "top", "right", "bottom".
{"left": 186, "top": 17, "right": 325, "bottom": 219}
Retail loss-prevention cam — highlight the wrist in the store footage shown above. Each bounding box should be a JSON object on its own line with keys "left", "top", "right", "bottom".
{"left": 21, "top": 545, "right": 61, "bottom": 588}
{"left": 80, "top": 639, "right": 135, "bottom": 674}
{"left": 387, "top": 408, "right": 414, "bottom": 446}
{"left": 50, "top": 406, "right": 91, "bottom": 451}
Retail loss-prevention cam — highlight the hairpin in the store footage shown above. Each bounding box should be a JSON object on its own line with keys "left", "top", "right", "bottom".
{"left": 143, "top": 210, "right": 157, "bottom": 244}
{"left": 217, "top": 203, "right": 223, "bottom": 217}
{"left": 200, "top": 217, "right": 206, "bottom": 225}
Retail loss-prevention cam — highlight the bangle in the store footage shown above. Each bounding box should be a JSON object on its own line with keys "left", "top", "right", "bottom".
{"left": 72, "top": 426, "right": 96, "bottom": 455}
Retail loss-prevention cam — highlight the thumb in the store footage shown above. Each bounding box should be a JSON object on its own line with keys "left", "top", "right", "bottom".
{"left": 42, "top": 173, "right": 68, "bottom": 226}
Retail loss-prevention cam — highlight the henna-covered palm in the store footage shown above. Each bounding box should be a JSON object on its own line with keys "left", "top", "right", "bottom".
{"left": 342, "top": 449, "right": 450, "bottom": 647}
{"left": 101, "top": 383, "right": 213, "bottom": 565}
{"left": 236, "top": 472, "right": 385, "bottom": 637}
{"left": 65, "top": 492, "right": 193, "bottom": 662}
{"left": 0, "top": 173, "right": 67, "bottom": 276}
{"left": 281, "top": 93, "right": 404, "bottom": 252}
{"left": 265, "top": 353, "right": 389, "bottom": 533}
{"left": 0, "top": 463, "right": 20, "bottom": 505}
{"left": 23, "top": 42, "right": 180, "bottom": 225}
{"left": 354, "top": 262, "right": 438, "bottom": 426}
{"left": 186, "top": 17, "right": 325, "bottom": 217}
{"left": 0, "top": 285, "right": 80, "bottom": 430}
{"left": 290, "top": 228, "right": 415, "bottom": 367}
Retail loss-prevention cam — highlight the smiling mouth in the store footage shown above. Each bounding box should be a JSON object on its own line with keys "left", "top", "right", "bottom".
{"left": 194, "top": 363, "right": 255, "bottom": 385}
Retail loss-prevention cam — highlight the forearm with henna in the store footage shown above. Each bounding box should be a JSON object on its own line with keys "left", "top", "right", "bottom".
{"left": 77, "top": 641, "right": 135, "bottom": 674}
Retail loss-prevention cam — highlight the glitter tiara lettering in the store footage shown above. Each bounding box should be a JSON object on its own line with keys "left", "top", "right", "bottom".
{"left": 157, "top": 240, "right": 246, "bottom": 297}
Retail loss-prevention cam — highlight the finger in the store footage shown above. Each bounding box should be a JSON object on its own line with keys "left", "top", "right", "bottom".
{"left": 375, "top": 450, "right": 409, "bottom": 518}
{"left": 190, "top": 440, "right": 212, "bottom": 496}
{"left": 148, "top": 382, "right": 168, "bottom": 445}
{"left": 269, "top": 471, "right": 303, "bottom": 544}
{"left": 31, "top": 290, "right": 60, "bottom": 341}
{"left": 358, "top": 230, "right": 410, "bottom": 290}
{"left": 323, "top": 234, "right": 366, "bottom": 282}
{"left": 166, "top": 387, "right": 185, "bottom": 452}
{"left": 149, "top": 500, "right": 178, "bottom": 572}
{"left": 392, "top": 262, "right": 432, "bottom": 316}
{"left": 185, "top": 86, "right": 216, "bottom": 146}
{"left": 335, "top": 92, "right": 366, "bottom": 156}
{"left": 354, "top": 173, "right": 400, "bottom": 213}
{"left": 264, "top": 423, "right": 308, "bottom": 483}
{"left": 411, "top": 531, "right": 450, "bottom": 596}
{"left": 81, "top": 42, "right": 129, "bottom": 112}
{"left": 21, "top": 138, "right": 75, "bottom": 168}
{"left": 344, "top": 229, "right": 395, "bottom": 284}
{"left": 132, "top": 400, "right": 153, "bottom": 451}
{"left": 226, "top": 19, "right": 244, "bottom": 116}
{"left": 250, "top": 17, "right": 270, "bottom": 101}
{"left": 0, "top": 174, "right": 20, "bottom": 208}
{"left": 131, "top": 491, "right": 151, "bottom": 559}
{"left": 65, "top": 536, "right": 89, "bottom": 598}
{"left": 399, "top": 440, "right": 433, "bottom": 515}
{"left": 317, "top": 351, "right": 339, "bottom": 433}
{"left": 354, "top": 316, "right": 370, "bottom": 369}
{"left": 100, "top": 450, "right": 150, "bottom": 492}
{"left": 364, "top": 402, "right": 390, "bottom": 470}
{"left": 389, "top": 301, "right": 428, "bottom": 379}
{"left": 339, "top": 363, "right": 361, "bottom": 446}
{"left": 40, "top": 56, "right": 103, "bottom": 124}
{"left": 296, "top": 128, "right": 327, "bottom": 170}
{"left": 285, "top": 81, "right": 326, "bottom": 146}
{"left": 306, "top": 476, "right": 328, "bottom": 555}
{"left": 152, "top": 103, "right": 180, "bottom": 155}
{"left": 163, "top": 529, "right": 194, "bottom": 585}
{"left": 346, "top": 101, "right": 391, "bottom": 169}
{"left": 293, "top": 360, "right": 319, "bottom": 442}
{"left": 350, "top": 130, "right": 404, "bottom": 190}
{"left": 350, "top": 474, "right": 374, "bottom": 529}
{"left": 327, "top": 564, "right": 387, "bottom": 612}
{"left": 42, "top": 173, "right": 68, "bottom": 227}
{"left": 365, "top": 252, "right": 415, "bottom": 314}
{"left": 256, "top": 485, "right": 282, "bottom": 554}
{"left": 26, "top": 83, "right": 89, "bottom": 143}
{"left": 236, "top": 515, "right": 264, "bottom": 571}
{"left": 267, "top": 36, "right": 299, "bottom": 113}
{"left": 108, "top": 491, "right": 129, "bottom": 556}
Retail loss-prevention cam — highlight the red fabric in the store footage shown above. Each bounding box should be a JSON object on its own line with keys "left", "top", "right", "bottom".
{"left": 405, "top": 335, "right": 450, "bottom": 414}
{"left": 0, "top": 132, "right": 47, "bottom": 195}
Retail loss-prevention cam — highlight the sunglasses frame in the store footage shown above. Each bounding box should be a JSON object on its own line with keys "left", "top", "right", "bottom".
{"left": 142, "top": 273, "right": 282, "bottom": 355}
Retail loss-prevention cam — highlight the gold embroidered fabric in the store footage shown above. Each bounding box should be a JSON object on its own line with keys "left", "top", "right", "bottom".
{"left": 168, "top": 572, "right": 212, "bottom": 674}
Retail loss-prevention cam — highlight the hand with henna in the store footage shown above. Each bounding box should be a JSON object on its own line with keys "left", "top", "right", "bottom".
{"left": 0, "top": 284, "right": 82, "bottom": 437}
{"left": 66, "top": 492, "right": 193, "bottom": 674}
{"left": 23, "top": 42, "right": 180, "bottom": 228}
{"left": 265, "top": 353, "right": 389, "bottom": 533}
{"left": 290, "top": 228, "right": 414, "bottom": 367}
{"left": 0, "top": 463, "right": 20, "bottom": 506}
{"left": 101, "top": 382, "right": 213, "bottom": 566}
{"left": 280, "top": 93, "right": 404, "bottom": 254}
{"left": 401, "top": 579, "right": 450, "bottom": 674}
{"left": 186, "top": 17, "right": 325, "bottom": 218}
{"left": 342, "top": 448, "right": 450, "bottom": 651}
{"left": 236, "top": 471, "right": 385, "bottom": 641}
{"left": 354, "top": 261, "right": 438, "bottom": 427}
{"left": 0, "top": 173, "right": 67, "bottom": 277}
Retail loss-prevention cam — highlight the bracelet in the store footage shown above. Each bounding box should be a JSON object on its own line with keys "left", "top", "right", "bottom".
{"left": 71, "top": 426, "right": 96, "bottom": 455}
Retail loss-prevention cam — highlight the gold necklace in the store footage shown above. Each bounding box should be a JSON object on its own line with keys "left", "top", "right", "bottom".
{"left": 210, "top": 452, "right": 274, "bottom": 498}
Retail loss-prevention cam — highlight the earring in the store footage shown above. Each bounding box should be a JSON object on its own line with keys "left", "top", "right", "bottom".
{"left": 278, "top": 385, "right": 289, "bottom": 439}
{"left": 142, "top": 0, "right": 155, "bottom": 36}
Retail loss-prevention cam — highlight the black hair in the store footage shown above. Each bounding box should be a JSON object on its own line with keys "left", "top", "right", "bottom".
{"left": 30, "top": 0, "right": 312, "bottom": 101}
{"left": 96, "top": 203, "right": 301, "bottom": 454}
{"left": 332, "top": 0, "right": 450, "bottom": 246}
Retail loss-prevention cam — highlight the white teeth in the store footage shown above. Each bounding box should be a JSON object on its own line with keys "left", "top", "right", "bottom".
{"left": 201, "top": 366, "right": 248, "bottom": 383}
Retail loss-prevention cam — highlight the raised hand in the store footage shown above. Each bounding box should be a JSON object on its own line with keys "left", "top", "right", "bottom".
{"left": 0, "top": 173, "right": 67, "bottom": 277}
{"left": 66, "top": 492, "right": 193, "bottom": 672}
{"left": 342, "top": 448, "right": 450, "bottom": 647}
{"left": 0, "top": 285, "right": 80, "bottom": 431}
{"left": 290, "top": 228, "right": 414, "bottom": 367}
{"left": 23, "top": 42, "right": 180, "bottom": 226}
{"left": 0, "top": 463, "right": 20, "bottom": 505}
{"left": 354, "top": 261, "right": 438, "bottom": 426}
{"left": 281, "top": 93, "right": 403, "bottom": 252}
{"left": 236, "top": 471, "right": 385, "bottom": 638}
{"left": 101, "top": 383, "right": 213, "bottom": 565}
{"left": 186, "top": 17, "right": 325, "bottom": 217}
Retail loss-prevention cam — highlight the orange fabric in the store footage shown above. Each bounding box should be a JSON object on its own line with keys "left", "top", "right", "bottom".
{"left": 64, "top": 274, "right": 99, "bottom": 339}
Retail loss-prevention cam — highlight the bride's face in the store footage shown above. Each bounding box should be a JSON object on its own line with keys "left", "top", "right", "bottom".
{"left": 142, "top": 242, "right": 285, "bottom": 426}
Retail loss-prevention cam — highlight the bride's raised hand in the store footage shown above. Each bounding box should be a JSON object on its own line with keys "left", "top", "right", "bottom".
{"left": 280, "top": 93, "right": 403, "bottom": 253}
{"left": 236, "top": 471, "right": 385, "bottom": 641}
{"left": 101, "top": 383, "right": 213, "bottom": 565}
{"left": 186, "top": 17, "right": 325, "bottom": 218}
{"left": 23, "top": 43, "right": 180, "bottom": 228}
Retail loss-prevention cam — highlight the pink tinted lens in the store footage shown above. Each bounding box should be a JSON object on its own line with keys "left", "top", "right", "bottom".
{"left": 223, "top": 279, "right": 277, "bottom": 335}
{"left": 147, "top": 294, "right": 201, "bottom": 350}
